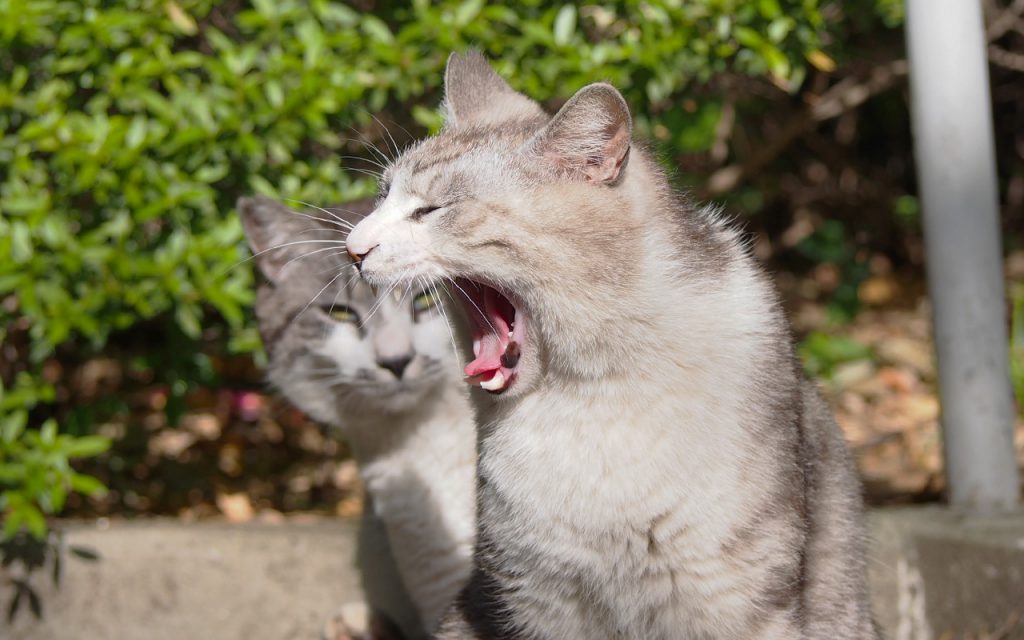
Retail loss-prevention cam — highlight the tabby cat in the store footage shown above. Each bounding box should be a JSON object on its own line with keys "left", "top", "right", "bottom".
{"left": 344, "top": 52, "right": 878, "bottom": 639}
{"left": 239, "top": 195, "right": 476, "bottom": 639}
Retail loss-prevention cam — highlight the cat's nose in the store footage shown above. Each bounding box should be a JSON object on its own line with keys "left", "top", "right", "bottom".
{"left": 378, "top": 356, "right": 413, "bottom": 379}
{"left": 346, "top": 244, "right": 378, "bottom": 273}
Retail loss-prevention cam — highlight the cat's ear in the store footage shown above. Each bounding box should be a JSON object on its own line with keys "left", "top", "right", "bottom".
{"left": 238, "top": 195, "right": 321, "bottom": 283}
{"left": 530, "top": 83, "right": 632, "bottom": 184}
{"left": 443, "top": 50, "right": 543, "bottom": 128}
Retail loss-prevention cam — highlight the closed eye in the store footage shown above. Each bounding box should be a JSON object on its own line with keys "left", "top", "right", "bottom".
{"left": 410, "top": 205, "right": 441, "bottom": 221}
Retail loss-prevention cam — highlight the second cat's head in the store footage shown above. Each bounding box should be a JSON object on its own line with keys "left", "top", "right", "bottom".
{"left": 239, "top": 196, "right": 458, "bottom": 424}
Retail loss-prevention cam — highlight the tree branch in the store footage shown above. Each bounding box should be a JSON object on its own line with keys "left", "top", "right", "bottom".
{"left": 986, "top": 0, "right": 1024, "bottom": 41}
{"left": 989, "top": 44, "right": 1024, "bottom": 71}
{"left": 706, "top": 60, "right": 909, "bottom": 196}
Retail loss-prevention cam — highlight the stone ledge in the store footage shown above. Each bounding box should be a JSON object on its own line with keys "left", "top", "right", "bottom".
{"left": 5, "top": 509, "right": 1024, "bottom": 639}
{"left": 5, "top": 518, "right": 362, "bottom": 640}
{"left": 868, "top": 507, "right": 1024, "bottom": 639}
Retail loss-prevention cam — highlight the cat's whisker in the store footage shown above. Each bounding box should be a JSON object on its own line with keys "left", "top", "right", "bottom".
{"left": 344, "top": 126, "right": 393, "bottom": 165}
{"left": 370, "top": 113, "right": 402, "bottom": 159}
{"left": 428, "top": 278, "right": 463, "bottom": 366}
{"left": 362, "top": 268, "right": 411, "bottom": 326}
{"left": 345, "top": 166, "right": 389, "bottom": 181}
{"left": 277, "top": 246, "right": 351, "bottom": 273}
{"left": 344, "top": 268, "right": 363, "bottom": 289}
{"left": 294, "top": 267, "right": 352, "bottom": 321}
{"left": 324, "top": 271, "right": 352, "bottom": 316}
{"left": 225, "top": 239, "right": 347, "bottom": 273}
{"left": 314, "top": 261, "right": 352, "bottom": 277}
{"left": 292, "top": 214, "right": 353, "bottom": 232}
{"left": 338, "top": 154, "right": 388, "bottom": 172}
{"left": 446, "top": 276, "right": 498, "bottom": 335}
{"left": 297, "top": 227, "right": 348, "bottom": 236}
{"left": 286, "top": 199, "right": 357, "bottom": 229}
{"left": 325, "top": 205, "right": 370, "bottom": 220}
{"left": 281, "top": 207, "right": 353, "bottom": 231}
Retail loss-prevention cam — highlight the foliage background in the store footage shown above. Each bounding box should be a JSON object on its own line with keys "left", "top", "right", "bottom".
{"left": 1, "top": 0, "right": 1022, "bottom": 537}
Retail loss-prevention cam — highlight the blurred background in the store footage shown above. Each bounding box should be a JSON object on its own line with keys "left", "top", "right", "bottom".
{"left": 1, "top": 0, "right": 1022, "bottom": 549}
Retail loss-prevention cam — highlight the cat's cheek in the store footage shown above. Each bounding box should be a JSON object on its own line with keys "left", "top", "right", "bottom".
{"left": 319, "top": 325, "right": 376, "bottom": 376}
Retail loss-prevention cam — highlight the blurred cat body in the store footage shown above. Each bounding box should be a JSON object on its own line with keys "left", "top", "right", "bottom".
{"left": 345, "top": 53, "right": 878, "bottom": 639}
{"left": 239, "top": 196, "right": 476, "bottom": 639}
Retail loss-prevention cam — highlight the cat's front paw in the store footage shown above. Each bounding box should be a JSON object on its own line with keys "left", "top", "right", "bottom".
{"left": 321, "top": 602, "right": 403, "bottom": 640}
{"left": 321, "top": 602, "right": 370, "bottom": 640}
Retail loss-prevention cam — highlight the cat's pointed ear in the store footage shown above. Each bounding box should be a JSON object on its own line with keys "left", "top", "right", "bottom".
{"left": 443, "top": 50, "right": 543, "bottom": 128}
{"left": 530, "top": 83, "right": 632, "bottom": 184}
{"left": 238, "top": 195, "right": 321, "bottom": 283}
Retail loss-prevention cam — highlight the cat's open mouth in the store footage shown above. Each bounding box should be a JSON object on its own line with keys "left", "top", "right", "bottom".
{"left": 454, "top": 279, "right": 524, "bottom": 394}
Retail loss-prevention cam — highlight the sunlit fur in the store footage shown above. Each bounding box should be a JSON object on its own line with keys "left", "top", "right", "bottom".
{"left": 346, "top": 52, "right": 877, "bottom": 640}
{"left": 238, "top": 196, "right": 476, "bottom": 638}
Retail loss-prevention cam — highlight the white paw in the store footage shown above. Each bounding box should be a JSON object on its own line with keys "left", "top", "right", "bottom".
{"left": 320, "top": 601, "right": 371, "bottom": 640}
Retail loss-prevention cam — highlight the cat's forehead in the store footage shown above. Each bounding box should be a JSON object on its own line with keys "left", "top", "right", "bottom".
{"left": 390, "top": 120, "right": 547, "bottom": 193}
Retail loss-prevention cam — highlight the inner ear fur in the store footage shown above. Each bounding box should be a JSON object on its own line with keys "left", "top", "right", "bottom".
{"left": 238, "top": 195, "right": 316, "bottom": 283}
{"left": 530, "top": 83, "right": 632, "bottom": 184}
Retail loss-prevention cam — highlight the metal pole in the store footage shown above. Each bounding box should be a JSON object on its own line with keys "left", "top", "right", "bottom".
{"left": 905, "top": 0, "right": 1020, "bottom": 510}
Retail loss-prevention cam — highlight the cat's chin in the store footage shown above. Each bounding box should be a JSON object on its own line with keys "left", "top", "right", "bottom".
{"left": 453, "top": 278, "right": 526, "bottom": 396}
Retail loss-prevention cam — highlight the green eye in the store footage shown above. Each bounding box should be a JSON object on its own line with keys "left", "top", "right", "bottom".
{"left": 326, "top": 306, "right": 359, "bottom": 324}
{"left": 413, "top": 290, "right": 440, "bottom": 314}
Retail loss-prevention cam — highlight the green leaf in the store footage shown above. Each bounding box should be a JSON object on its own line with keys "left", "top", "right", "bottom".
{"left": 174, "top": 303, "right": 202, "bottom": 339}
{"left": 0, "top": 463, "right": 25, "bottom": 482}
{"left": 454, "top": 0, "right": 485, "bottom": 27}
{"left": 553, "top": 5, "right": 577, "bottom": 47}
{"left": 39, "top": 420, "right": 57, "bottom": 446}
{"left": 264, "top": 80, "right": 284, "bottom": 109}
{"left": 69, "top": 473, "right": 108, "bottom": 497}
{"left": 22, "top": 503, "right": 47, "bottom": 539}
{"left": 10, "top": 222, "right": 33, "bottom": 264}
{"left": 362, "top": 16, "right": 394, "bottom": 44}
{"left": 2, "top": 412, "right": 27, "bottom": 443}
{"left": 63, "top": 436, "right": 111, "bottom": 459}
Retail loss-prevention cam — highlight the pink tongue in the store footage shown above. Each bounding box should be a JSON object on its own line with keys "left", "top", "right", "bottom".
{"left": 463, "top": 289, "right": 511, "bottom": 377}
{"left": 464, "top": 333, "right": 505, "bottom": 377}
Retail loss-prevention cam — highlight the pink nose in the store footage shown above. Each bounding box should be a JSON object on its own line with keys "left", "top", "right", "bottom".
{"left": 347, "top": 244, "right": 376, "bottom": 272}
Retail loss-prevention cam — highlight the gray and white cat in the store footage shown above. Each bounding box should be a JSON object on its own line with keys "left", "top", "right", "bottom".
{"left": 345, "top": 52, "right": 878, "bottom": 639}
{"left": 238, "top": 196, "right": 477, "bottom": 639}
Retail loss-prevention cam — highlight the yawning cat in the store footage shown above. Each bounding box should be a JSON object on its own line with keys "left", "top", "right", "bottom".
{"left": 238, "top": 196, "right": 476, "bottom": 638}
{"left": 344, "top": 52, "right": 877, "bottom": 639}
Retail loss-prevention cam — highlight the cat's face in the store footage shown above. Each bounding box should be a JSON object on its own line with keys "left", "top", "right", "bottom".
{"left": 239, "top": 196, "right": 457, "bottom": 424}
{"left": 346, "top": 52, "right": 638, "bottom": 398}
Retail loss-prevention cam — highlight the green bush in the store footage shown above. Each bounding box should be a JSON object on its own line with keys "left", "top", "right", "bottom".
{"left": 1011, "top": 283, "right": 1024, "bottom": 414}
{"left": 1, "top": 375, "right": 110, "bottom": 539}
{"left": 2, "top": 0, "right": 888, "bottom": 536}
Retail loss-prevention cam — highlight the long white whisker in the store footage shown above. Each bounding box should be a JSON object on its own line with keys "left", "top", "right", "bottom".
{"left": 325, "top": 206, "right": 369, "bottom": 220}
{"left": 323, "top": 270, "right": 352, "bottom": 316}
{"left": 293, "top": 226, "right": 348, "bottom": 237}
{"left": 345, "top": 127, "right": 392, "bottom": 165}
{"left": 363, "top": 269, "right": 410, "bottom": 325}
{"left": 294, "top": 268, "right": 351, "bottom": 320}
{"left": 345, "top": 167, "right": 387, "bottom": 181}
{"left": 277, "top": 247, "right": 348, "bottom": 273}
{"left": 338, "top": 154, "right": 387, "bottom": 171}
{"left": 286, "top": 199, "right": 354, "bottom": 229}
{"left": 447, "top": 277, "right": 497, "bottom": 334}
{"left": 281, "top": 208, "right": 352, "bottom": 231}
{"left": 370, "top": 113, "right": 401, "bottom": 159}
{"left": 227, "top": 239, "right": 346, "bottom": 272}
{"left": 429, "top": 278, "right": 463, "bottom": 367}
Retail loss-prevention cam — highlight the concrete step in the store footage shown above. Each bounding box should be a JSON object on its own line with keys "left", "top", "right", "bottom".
{"left": 4, "top": 508, "right": 1024, "bottom": 640}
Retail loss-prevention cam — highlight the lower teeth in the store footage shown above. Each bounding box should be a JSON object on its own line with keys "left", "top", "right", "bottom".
{"left": 479, "top": 371, "right": 506, "bottom": 391}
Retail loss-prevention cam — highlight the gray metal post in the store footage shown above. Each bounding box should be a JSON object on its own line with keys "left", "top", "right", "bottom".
{"left": 905, "top": 0, "right": 1020, "bottom": 510}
